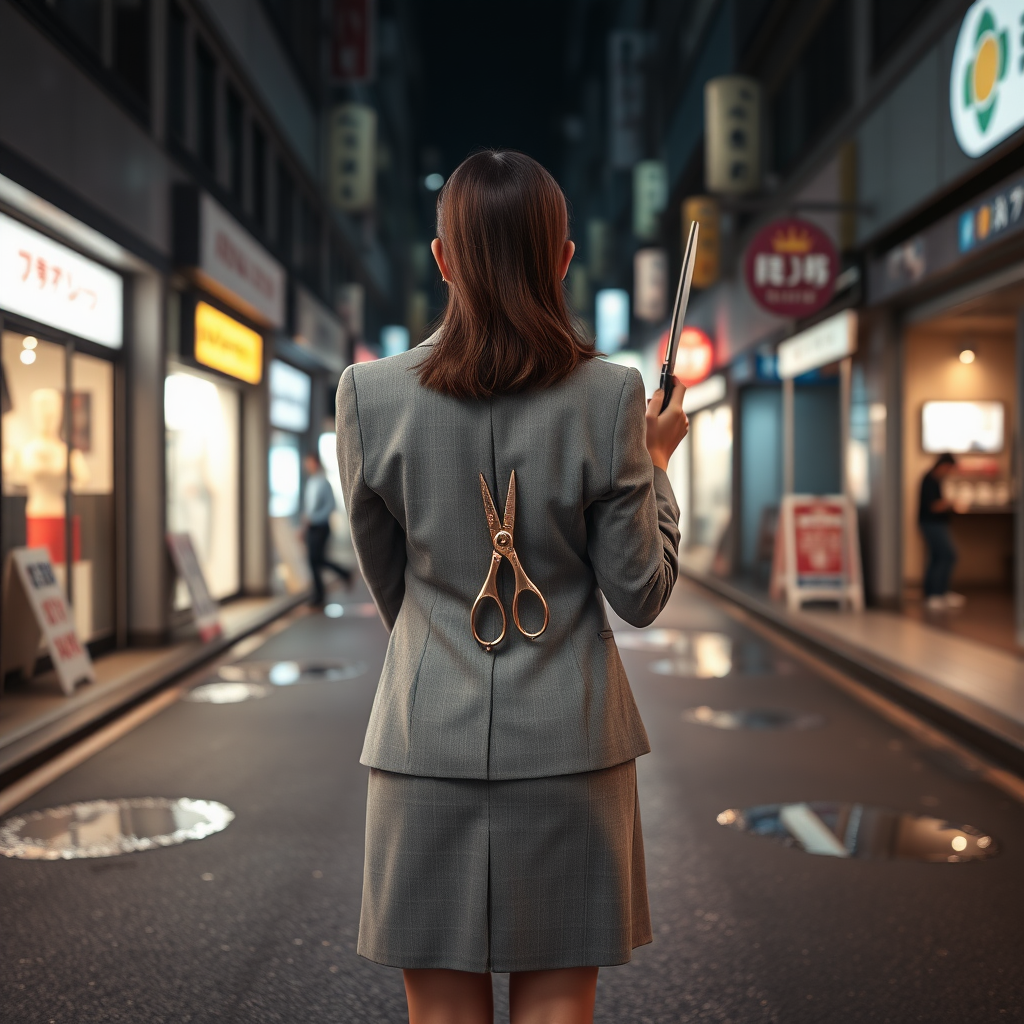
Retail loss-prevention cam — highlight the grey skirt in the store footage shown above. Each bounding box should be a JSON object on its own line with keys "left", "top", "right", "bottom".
{"left": 357, "top": 760, "right": 651, "bottom": 973}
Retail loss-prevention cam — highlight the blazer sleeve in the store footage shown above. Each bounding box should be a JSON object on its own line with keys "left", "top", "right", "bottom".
{"left": 335, "top": 366, "right": 407, "bottom": 630}
{"left": 586, "top": 369, "right": 680, "bottom": 627}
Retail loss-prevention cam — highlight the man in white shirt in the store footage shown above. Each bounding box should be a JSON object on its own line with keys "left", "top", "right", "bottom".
{"left": 302, "top": 452, "right": 352, "bottom": 605}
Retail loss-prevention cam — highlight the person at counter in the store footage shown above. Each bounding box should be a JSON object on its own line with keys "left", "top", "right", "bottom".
{"left": 302, "top": 451, "right": 352, "bottom": 605}
{"left": 919, "top": 453, "right": 964, "bottom": 611}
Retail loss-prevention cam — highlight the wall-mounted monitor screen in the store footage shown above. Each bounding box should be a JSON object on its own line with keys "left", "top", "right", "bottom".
{"left": 921, "top": 401, "right": 1004, "bottom": 454}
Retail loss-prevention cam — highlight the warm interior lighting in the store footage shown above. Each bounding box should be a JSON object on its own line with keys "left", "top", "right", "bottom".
{"left": 19, "top": 349, "right": 36, "bottom": 364}
{"left": 22, "top": 336, "right": 37, "bottom": 349}
{"left": 959, "top": 348, "right": 976, "bottom": 364}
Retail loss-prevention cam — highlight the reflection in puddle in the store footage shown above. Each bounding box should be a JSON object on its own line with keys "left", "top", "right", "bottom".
{"left": 323, "top": 602, "right": 377, "bottom": 619}
{"left": 184, "top": 681, "right": 270, "bottom": 703}
{"left": 615, "top": 628, "right": 694, "bottom": 651}
{"left": 0, "top": 798, "right": 234, "bottom": 860}
{"left": 717, "top": 802, "right": 998, "bottom": 862}
{"left": 684, "top": 706, "right": 823, "bottom": 730}
{"left": 217, "top": 660, "right": 367, "bottom": 686}
{"left": 643, "top": 632, "right": 733, "bottom": 677}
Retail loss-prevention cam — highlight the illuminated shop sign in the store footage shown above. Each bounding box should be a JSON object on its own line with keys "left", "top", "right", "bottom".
{"left": 0, "top": 211, "right": 123, "bottom": 348}
{"left": 174, "top": 186, "right": 285, "bottom": 328}
{"left": 194, "top": 301, "right": 263, "bottom": 384}
{"left": 870, "top": 168, "right": 1024, "bottom": 302}
{"left": 777, "top": 310, "right": 856, "bottom": 380}
{"left": 269, "top": 359, "right": 311, "bottom": 431}
{"left": 744, "top": 217, "right": 837, "bottom": 319}
{"left": 950, "top": 0, "right": 1024, "bottom": 157}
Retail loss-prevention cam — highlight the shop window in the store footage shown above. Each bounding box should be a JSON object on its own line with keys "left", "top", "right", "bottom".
{"left": 1, "top": 332, "right": 115, "bottom": 643}
{"left": 47, "top": 0, "right": 102, "bottom": 54}
{"left": 299, "top": 196, "right": 320, "bottom": 286}
{"left": 167, "top": 2, "right": 187, "bottom": 145}
{"left": 690, "top": 404, "right": 733, "bottom": 553}
{"left": 34, "top": 0, "right": 150, "bottom": 109}
{"left": 70, "top": 350, "right": 116, "bottom": 640}
{"left": 269, "top": 431, "right": 301, "bottom": 518}
{"left": 226, "top": 85, "right": 244, "bottom": 204}
{"left": 871, "top": 0, "right": 932, "bottom": 70}
{"left": 252, "top": 125, "right": 268, "bottom": 230}
{"left": 165, "top": 371, "right": 240, "bottom": 602}
{"left": 276, "top": 162, "right": 295, "bottom": 263}
{"left": 195, "top": 39, "right": 217, "bottom": 173}
{"left": 112, "top": 0, "right": 149, "bottom": 104}
{"left": 771, "top": 0, "right": 851, "bottom": 175}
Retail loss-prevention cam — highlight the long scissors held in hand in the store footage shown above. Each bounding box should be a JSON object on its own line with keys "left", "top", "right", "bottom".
{"left": 471, "top": 470, "right": 549, "bottom": 651}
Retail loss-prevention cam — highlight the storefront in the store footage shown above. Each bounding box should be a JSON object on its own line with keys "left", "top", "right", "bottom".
{"left": 1, "top": 208, "right": 124, "bottom": 654}
{"left": 678, "top": 373, "right": 732, "bottom": 574}
{"left": 868, "top": 167, "right": 1024, "bottom": 649}
{"left": 170, "top": 187, "right": 285, "bottom": 609}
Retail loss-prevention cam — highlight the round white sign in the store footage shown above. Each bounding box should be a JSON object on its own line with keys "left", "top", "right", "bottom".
{"left": 950, "top": 0, "right": 1024, "bottom": 157}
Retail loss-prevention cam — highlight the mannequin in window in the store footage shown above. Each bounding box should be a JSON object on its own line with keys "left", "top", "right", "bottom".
{"left": 9, "top": 388, "right": 89, "bottom": 561}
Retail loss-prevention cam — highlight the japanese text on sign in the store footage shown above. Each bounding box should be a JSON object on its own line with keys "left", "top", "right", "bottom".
{"left": 0, "top": 211, "right": 123, "bottom": 348}
{"left": 744, "top": 217, "right": 837, "bottom": 319}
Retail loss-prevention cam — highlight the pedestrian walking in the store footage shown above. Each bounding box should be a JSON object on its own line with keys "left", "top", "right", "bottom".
{"left": 336, "top": 150, "right": 688, "bottom": 1023}
{"left": 919, "top": 452, "right": 964, "bottom": 611}
{"left": 301, "top": 451, "right": 351, "bottom": 605}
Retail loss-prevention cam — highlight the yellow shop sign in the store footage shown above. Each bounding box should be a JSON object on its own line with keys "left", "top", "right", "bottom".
{"left": 194, "top": 301, "right": 263, "bottom": 384}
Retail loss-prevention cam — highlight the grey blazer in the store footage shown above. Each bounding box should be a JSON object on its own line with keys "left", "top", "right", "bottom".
{"left": 336, "top": 336, "right": 680, "bottom": 781}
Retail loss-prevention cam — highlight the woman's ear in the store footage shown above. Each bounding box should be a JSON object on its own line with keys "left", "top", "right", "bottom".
{"left": 431, "top": 238, "right": 451, "bottom": 284}
{"left": 559, "top": 240, "right": 576, "bottom": 281}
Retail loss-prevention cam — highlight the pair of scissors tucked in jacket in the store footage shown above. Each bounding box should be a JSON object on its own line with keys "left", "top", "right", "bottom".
{"left": 471, "top": 470, "right": 550, "bottom": 651}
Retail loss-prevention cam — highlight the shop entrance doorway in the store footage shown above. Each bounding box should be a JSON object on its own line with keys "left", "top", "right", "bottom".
{"left": 901, "top": 278, "right": 1023, "bottom": 653}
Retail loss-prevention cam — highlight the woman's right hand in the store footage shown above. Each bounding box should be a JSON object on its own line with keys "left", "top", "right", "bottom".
{"left": 645, "top": 376, "right": 689, "bottom": 472}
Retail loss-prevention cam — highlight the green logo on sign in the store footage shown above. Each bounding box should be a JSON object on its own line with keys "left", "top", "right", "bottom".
{"left": 962, "top": 8, "right": 1009, "bottom": 133}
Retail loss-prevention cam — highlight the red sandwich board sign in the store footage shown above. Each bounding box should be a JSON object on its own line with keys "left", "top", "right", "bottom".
{"left": 0, "top": 548, "right": 94, "bottom": 695}
{"left": 770, "top": 495, "right": 863, "bottom": 611}
{"left": 744, "top": 217, "right": 838, "bottom": 318}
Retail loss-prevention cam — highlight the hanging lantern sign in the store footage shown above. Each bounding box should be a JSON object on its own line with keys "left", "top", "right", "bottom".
{"left": 658, "top": 326, "right": 715, "bottom": 386}
{"left": 744, "top": 217, "right": 837, "bottom": 319}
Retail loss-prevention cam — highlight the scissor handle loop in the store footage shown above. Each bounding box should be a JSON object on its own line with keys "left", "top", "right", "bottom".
{"left": 507, "top": 551, "right": 550, "bottom": 640}
{"left": 471, "top": 552, "right": 507, "bottom": 650}
{"left": 471, "top": 593, "right": 507, "bottom": 650}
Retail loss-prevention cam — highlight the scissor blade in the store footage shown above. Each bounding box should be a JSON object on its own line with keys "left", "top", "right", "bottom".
{"left": 479, "top": 473, "right": 501, "bottom": 539}
{"left": 503, "top": 470, "right": 517, "bottom": 532}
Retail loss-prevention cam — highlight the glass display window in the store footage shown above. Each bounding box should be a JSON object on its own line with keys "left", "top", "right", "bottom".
{"left": 2, "top": 330, "right": 115, "bottom": 642}
{"left": 269, "top": 429, "right": 301, "bottom": 518}
{"left": 165, "top": 369, "right": 240, "bottom": 603}
{"left": 691, "top": 403, "right": 733, "bottom": 551}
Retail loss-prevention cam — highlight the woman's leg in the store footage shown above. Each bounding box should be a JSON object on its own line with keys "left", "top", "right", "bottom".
{"left": 403, "top": 969, "right": 493, "bottom": 1024}
{"left": 508, "top": 967, "right": 599, "bottom": 1024}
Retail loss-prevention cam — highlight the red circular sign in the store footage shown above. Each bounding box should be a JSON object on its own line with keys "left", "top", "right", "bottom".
{"left": 744, "top": 217, "right": 837, "bottom": 318}
{"left": 658, "top": 326, "right": 715, "bottom": 386}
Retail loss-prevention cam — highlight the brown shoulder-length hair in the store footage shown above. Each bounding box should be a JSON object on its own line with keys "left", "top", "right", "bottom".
{"left": 417, "top": 150, "right": 595, "bottom": 399}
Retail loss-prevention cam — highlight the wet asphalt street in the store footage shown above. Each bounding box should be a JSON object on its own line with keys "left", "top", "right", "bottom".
{"left": 1, "top": 578, "right": 1023, "bottom": 1023}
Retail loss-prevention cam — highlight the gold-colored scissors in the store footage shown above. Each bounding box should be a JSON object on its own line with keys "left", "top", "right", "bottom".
{"left": 470, "top": 470, "right": 549, "bottom": 651}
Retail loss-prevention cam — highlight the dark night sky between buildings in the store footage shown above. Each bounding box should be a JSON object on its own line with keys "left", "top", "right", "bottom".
{"left": 413, "top": 0, "right": 571, "bottom": 178}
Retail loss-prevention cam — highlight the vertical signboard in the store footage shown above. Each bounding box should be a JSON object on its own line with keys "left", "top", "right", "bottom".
{"left": 705, "top": 76, "right": 761, "bottom": 194}
{"left": 0, "top": 548, "right": 94, "bottom": 695}
{"left": 608, "top": 31, "right": 646, "bottom": 170}
{"left": 329, "top": 104, "right": 377, "bottom": 212}
{"left": 331, "top": 0, "right": 375, "bottom": 83}
{"left": 167, "top": 533, "right": 223, "bottom": 642}
{"left": 634, "top": 248, "right": 668, "bottom": 322}
{"left": 683, "top": 196, "right": 721, "bottom": 288}
{"left": 633, "top": 160, "right": 667, "bottom": 240}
